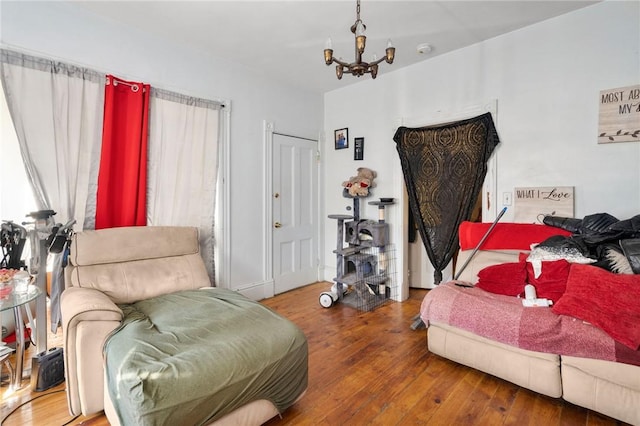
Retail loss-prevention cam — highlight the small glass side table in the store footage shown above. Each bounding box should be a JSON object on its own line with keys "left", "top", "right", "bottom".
{"left": 0, "top": 285, "right": 42, "bottom": 390}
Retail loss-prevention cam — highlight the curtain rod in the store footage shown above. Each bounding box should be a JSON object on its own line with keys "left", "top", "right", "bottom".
{"left": 106, "top": 76, "right": 142, "bottom": 92}
{"left": 1, "top": 46, "right": 226, "bottom": 108}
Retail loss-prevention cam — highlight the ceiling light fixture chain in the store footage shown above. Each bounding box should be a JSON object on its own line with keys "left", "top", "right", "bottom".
{"left": 323, "top": 0, "right": 395, "bottom": 80}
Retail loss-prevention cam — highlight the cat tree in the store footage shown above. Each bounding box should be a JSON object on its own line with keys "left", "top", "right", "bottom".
{"left": 321, "top": 191, "right": 395, "bottom": 311}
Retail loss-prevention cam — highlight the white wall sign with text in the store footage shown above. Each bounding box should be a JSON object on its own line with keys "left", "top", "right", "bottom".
{"left": 514, "top": 186, "right": 575, "bottom": 224}
{"left": 598, "top": 84, "right": 640, "bottom": 143}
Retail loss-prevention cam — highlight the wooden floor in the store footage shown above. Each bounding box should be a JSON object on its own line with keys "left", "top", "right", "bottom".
{"left": 1, "top": 282, "right": 627, "bottom": 425}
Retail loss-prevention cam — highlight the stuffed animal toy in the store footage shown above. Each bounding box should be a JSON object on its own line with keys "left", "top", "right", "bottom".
{"left": 342, "top": 167, "right": 377, "bottom": 197}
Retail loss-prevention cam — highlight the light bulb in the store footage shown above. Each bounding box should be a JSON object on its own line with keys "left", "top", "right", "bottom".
{"left": 387, "top": 39, "right": 394, "bottom": 49}
{"left": 325, "top": 37, "right": 333, "bottom": 50}
{"left": 356, "top": 21, "right": 365, "bottom": 37}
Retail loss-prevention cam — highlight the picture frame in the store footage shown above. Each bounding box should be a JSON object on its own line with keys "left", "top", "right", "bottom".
{"left": 354, "top": 137, "right": 364, "bottom": 160}
{"left": 334, "top": 128, "right": 349, "bottom": 150}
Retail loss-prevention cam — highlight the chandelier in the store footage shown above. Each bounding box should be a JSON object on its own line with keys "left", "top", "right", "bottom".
{"left": 323, "top": 0, "right": 395, "bottom": 80}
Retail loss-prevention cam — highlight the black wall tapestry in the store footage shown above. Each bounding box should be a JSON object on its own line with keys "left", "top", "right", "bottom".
{"left": 393, "top": 112, "right": 500, "bottom": 284}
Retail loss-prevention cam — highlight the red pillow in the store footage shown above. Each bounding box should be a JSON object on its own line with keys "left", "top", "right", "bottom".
{"left": 552, "top": 264, "right": 640, "bottom": 350}
{"left": 476, "top": 261, "right": 527, "bottom": 296}
{"left": 458, "top": 221, "right": 572, "bottom": 251}
{"left": 525, "top": 259, "right": 571, "bottom": 303}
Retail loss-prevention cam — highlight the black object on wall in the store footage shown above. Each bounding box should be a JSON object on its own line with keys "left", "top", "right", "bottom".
{"left": 394, "top": 112, "right": 500, "bottom": 284}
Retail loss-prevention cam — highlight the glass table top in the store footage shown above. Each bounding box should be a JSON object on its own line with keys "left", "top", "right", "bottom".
{"left": 0, "top": 285, "right": 42, "bottom": 311}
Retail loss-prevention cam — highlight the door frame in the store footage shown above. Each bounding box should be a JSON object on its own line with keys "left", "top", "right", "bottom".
{"left": 263, "top": 121, "right": 321, "bottom": 298}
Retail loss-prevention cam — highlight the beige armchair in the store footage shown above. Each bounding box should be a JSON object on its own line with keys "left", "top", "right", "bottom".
{"left": 61, "top": 226, "right": 307, "bottom": 425}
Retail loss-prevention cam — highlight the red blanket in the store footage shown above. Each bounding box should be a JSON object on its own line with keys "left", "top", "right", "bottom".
{"left": 552, "top": 264, "right": 640, "bottom": 350}
{"left": 421, "top": 282, "right": 640, "bottom": 367}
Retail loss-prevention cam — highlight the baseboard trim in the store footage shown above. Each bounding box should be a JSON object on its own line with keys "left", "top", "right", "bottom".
{"left": 234, "top": 280, "right": 274, "bottom": 300}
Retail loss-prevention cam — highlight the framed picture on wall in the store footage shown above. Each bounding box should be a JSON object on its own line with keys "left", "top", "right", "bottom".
{"left": 354, "top": 137, "right": 364, "bottom": 160}
{"left": 334, "top": 128, "right": 348, "bottom": 150}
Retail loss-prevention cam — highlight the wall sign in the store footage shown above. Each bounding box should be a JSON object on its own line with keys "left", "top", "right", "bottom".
{"left": 598, "top": 84, "right": 640, "bottom": 143}
{"left": 514, "top": 186, "right": 574, "bottom": 224}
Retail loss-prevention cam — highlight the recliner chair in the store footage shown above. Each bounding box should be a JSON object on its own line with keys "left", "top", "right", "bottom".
{"left": 61, "top": 226, "right": 307, "bottom": 425}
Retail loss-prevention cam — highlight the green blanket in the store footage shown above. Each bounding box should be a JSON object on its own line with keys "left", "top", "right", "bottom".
{"left": 104, "top": 288, "right": 308, "bottom": 426}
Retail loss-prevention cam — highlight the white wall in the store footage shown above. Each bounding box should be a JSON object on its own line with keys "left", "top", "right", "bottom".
{"left": 0, "top": 1, "right": 323, "bottom": 296}
{"left": 3, "top": 1, "right": 638, "bottom": 302}
{"left": 323, "top": 1, "right": 640, "bottom": 299}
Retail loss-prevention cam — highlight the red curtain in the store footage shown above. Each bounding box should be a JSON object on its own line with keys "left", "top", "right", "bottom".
{"left": 95, "top": 75, "right": 150, "bottom": 229}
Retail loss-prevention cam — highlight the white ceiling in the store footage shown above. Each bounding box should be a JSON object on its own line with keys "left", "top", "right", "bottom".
{"left": 68, "top": 0, "right": 600, "bottom": 94}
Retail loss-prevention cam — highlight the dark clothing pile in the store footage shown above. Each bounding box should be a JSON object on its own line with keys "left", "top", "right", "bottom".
{"left": 541, "top": 213, "right": 640, "bottom": 274}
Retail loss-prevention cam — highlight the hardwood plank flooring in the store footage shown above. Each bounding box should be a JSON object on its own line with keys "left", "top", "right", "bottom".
{"left": 1, "top": 282, "right": 628, "bottom": 425}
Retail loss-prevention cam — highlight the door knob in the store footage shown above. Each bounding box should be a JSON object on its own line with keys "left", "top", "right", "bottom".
{"left": 274, "top": 222, "right": 282, "bottom": 228}
{"left": 274, "top": 193, "right": 280, "bottom": 198}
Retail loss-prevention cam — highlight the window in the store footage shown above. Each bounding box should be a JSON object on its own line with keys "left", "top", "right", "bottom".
{"left": 0, "top": 79, "right": 36, "bottom": 223}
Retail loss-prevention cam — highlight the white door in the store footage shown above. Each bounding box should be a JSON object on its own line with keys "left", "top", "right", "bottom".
{"left": 272, "top": 134, "right": 318, "bottom": 294}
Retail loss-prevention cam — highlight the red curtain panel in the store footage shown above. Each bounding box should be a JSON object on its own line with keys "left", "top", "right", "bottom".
{"left": 95, "top": 75, "right": 150, "bottom": 229}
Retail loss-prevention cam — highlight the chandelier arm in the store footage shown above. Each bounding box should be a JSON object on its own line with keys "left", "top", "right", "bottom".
{"left": 369, "top": 56, "right": 387, "bottom": 66}
{"left": 332, "top": 57, "right": 351, "bottom": 67}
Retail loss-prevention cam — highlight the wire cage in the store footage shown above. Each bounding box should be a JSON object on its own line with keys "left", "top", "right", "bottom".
{"left": 340, "top": 244, "right": 396, "bottom": 311}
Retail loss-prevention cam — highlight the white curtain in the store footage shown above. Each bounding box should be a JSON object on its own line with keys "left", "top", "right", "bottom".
{"left": 147, "top": 88, "right": 221, "bottom": 282}
{"left": 0, "top": 49, "right": 104, "bottom": 330}
{"left": 1, "top": 49, "right": 223, "bottom": 326}
{"left": 0, "top": 49, "right": 104, "bottom": 230}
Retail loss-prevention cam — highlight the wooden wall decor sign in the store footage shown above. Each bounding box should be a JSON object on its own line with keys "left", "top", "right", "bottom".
{"left": 598, "top": 84, "right": 640, "bottom": 144}
{"left": 514, "top": 186, "right": 574, "bottom": 224}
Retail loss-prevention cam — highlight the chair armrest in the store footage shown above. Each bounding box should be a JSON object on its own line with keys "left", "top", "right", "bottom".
{"left": 62, "top": 287, "right": 123, "bottom": 325}
{"left": 61, "top": 287, "right": 123, "bottom": 416}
